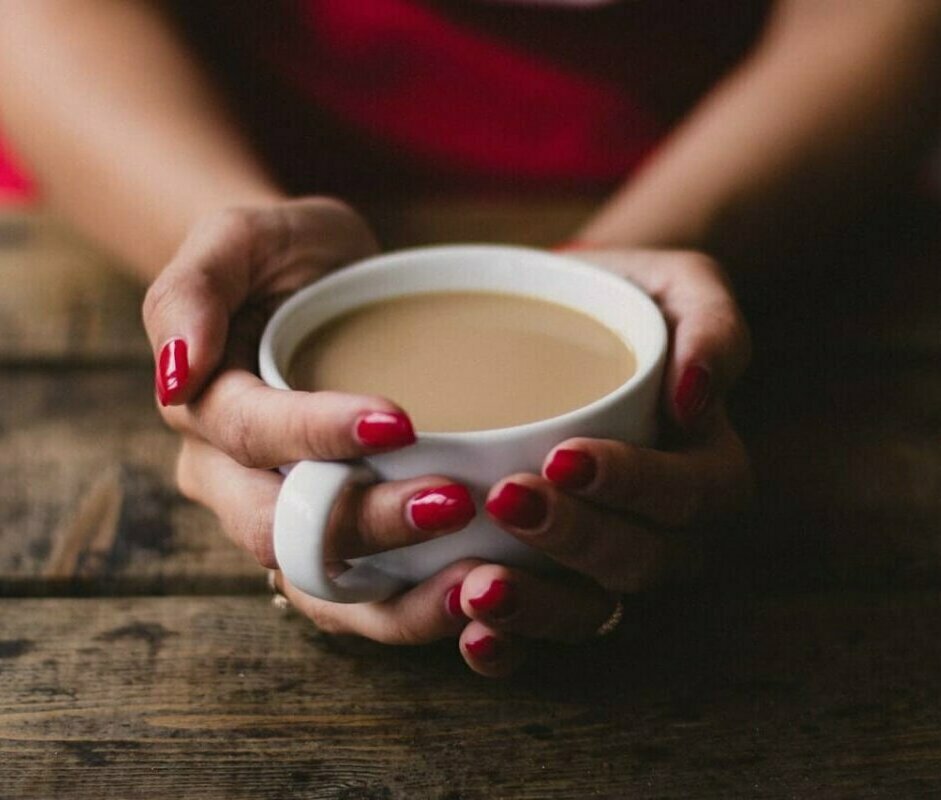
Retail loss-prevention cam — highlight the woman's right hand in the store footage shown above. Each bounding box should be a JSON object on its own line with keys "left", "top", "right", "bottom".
{"left": 143, "top": 198, "right": 480, "bottom": 643}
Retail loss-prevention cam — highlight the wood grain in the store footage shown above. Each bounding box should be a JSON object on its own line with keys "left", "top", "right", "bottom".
{"left": 1, "top": 594, "right": 940, "bottom": 798}
{"left": 0, "top": 370, "right": 260, "bottom": 595}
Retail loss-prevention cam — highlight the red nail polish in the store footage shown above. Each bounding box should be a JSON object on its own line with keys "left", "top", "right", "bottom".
{"left": 469, "top": 580, "right": 516, "bottom": 618}
{"left": 409, "top": 484, "right": 475, "bottom": 532}
{"left": 675, "top": 365, "right": 711, "bottom": 425}
{"left": 465, "top": 635, "right": 500, "bottom": 662}
{"left": 355, "top": 412, "right": 416, "bottom": 449}
{"left": 545, "top": 449, "right": 596, "bottom": 490}
{"left": 445, "top": 584, "right": 466, "bottom": 619}
{"left": 156, "top": 338, "right": 189, "bottom": 406}
{"left": 485, "top": 482, "right": 547, "bottom": 530}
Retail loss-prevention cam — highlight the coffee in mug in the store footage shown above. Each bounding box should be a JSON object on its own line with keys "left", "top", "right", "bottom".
{"left": 259, "top": 245, "right": 667, "bottom": 603}
{"left": 287, "top": 291, "right": 637, "bottom": 433}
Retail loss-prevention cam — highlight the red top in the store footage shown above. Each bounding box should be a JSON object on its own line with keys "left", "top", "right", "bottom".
{"left": 0, "top": 0, "right": 770, "bottom": 202}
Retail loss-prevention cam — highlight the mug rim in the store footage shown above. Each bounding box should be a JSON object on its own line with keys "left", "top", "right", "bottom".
{"left": 259, "top": 244, "right": 668, "bottom": 443}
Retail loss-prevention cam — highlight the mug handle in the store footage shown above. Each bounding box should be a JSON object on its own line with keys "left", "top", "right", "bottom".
{"left": 273, "top": 460, "right": 409, "bottom": 603}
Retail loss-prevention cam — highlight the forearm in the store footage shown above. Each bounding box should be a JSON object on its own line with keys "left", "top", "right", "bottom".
{"left": 578, "top": 0, "right": 941, "bottom": 262}
{"left": 0, "top": 0, "right": 282, "bottom": 280}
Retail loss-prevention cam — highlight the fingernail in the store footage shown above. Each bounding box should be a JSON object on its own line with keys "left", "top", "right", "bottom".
{"left": 485, "top": 482, "right": 547, "bottom": 530}
{"left": 545, "top": 449, "right": 596, "bottom": 490}
{"left": 355, "top": 411, "right": 416, "bottom": 449}
{"left": 445, "top": 584, "right": 467, "bottom": 620}
{"left": 675, "top": 365, "right": 711, "bottom": 425}
{"left": 465, "top": 635, "right": 500, "bottom": 662}
{"left": 469, "top": 579, "right": 516, "bottom": 619}
{"left": 156, "top": 338, "right": 189, "bottom": 406}
{"left": 408, "top": 484, "right": 475, "bottom": 532}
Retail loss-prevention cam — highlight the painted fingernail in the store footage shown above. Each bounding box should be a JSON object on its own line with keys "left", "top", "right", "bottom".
{"left": 485, "top": 482, "right": 547, "bottom": 530}
{"left": 445, "top": 584, "right": 467, "bottom": 620}
{"left": 545, "top": 449, "right": 596, "bottom": 490}
{"left": 469, "top": 579, "right": 516, "bottom": 619}
{"left": 408, "top": 484, "right": 475, "bottom": 532}
{"left": 156, "top": 338, "right": 189, "bottom": 406}
{"left": 465, "top": 635, "right": 500, "bottom": 662}
{"left": 675, "top": 365, "right": 711, "bottom": 425}
{"left": 355, "top": 411, "right": 416, "bottom": 449}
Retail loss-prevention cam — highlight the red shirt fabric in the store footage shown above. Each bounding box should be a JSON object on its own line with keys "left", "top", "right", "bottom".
{"left": 0, "top": 136, "right": 35, "bottom": 204}
{"left": 275, "top": 0, "right": 661, "bottom": 183}
{"left": 0, "top": 0, "right": 770, "bottom": 202}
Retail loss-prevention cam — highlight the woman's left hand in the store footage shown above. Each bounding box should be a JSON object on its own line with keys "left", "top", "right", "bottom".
{"left": 456, "top": 249, "right": 753, "bottom": 677}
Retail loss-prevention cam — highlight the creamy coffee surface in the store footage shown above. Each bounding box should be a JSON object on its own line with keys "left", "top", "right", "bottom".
{"left": 288, "top": 291, "right": 636, "bottom": 432}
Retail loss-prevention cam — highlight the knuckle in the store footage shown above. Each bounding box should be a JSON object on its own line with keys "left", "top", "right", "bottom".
{"left": 204, "top": 206, "right": 258, "bottom": 245}
{"left": 141, "top": 275, "right": 176, "bottom": 331}
{"left": 225, "top": 404, "right": 263, "bottom": 468}
{"left": 301, "top": 197, "right": 378, "bottom": 259}
{"left": 543, "top": 521, "right": 584, "bottom": 562}
{"left": 383, "top": 619, "right": 424, "bottom": 646}
{"left": 599, "top": 442, "right": 643, "bottom": 502}
{"left": 677, "top": 250, "right": 724, "bottom": 279}
{"left": 296, "top": 411, "right": 346, "bottom": 461}
{"left": 706, "top": 300, "right": 751, "bottom": 367}
{"left": 245, "top": 508, "right": 276, "bottom": 569}
{"left": 307, "top": 195, "right": 360, "bottom": 221}
{"left": 689, "top": 303, "right": 751, "bottom": 382}
{"left": 353, "top": 489, "right": 389, "bottom": 547}
{"left": 699, "top": 298, "right": 739, "bottom": 336}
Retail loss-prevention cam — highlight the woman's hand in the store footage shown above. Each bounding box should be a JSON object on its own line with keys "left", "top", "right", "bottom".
{"left": 143, "top": 198, "right": 481, "bottom": 643}
{"left": 457, "top": 249, "right": 753, "bottom": 677}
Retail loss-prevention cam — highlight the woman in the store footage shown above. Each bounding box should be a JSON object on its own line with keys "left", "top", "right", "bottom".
{"left": 0, "top": 0, "right": 937, "bottom": 677}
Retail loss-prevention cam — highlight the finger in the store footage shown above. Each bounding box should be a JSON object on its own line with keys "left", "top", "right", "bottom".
{"left": 162, "top": 367, "right": 416, "bottom": 467}
{"left": 460, "top": 563, "right": 616, "bottom": 643}
{"left": 143, "top": 199, "right": 380, "bottom": 407}
{"left": 327, "top": 475, "right": 476, "bottom": 560}
{"left": 179, "top": 436, "right": 476, "bottom": 567}
{"left": 566, "top": 250, "right": 751, "bottom": 429}
{"left": 485, "top": 473, "right": 679, "bottom": 593}
{"left": 176, "top": 436, "right": 282, "bottom": 568}
{"left": 543, "top": 424, "right": 751, "bottom": 528}
{"left": 143, "top": 208, "right": 270, "bottom": 406}
{"left": 459, "top": 621, "right": 526, "bottom": 678}
{"left": 276, "top": 560, "right": 481, "bottom": 645}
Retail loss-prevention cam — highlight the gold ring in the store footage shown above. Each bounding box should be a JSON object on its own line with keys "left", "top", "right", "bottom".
{"left": 267, "top": 570, "right": 291, "bottom": 611}
{"left": 594, "top": 597, "right": 624, "bottom": 638}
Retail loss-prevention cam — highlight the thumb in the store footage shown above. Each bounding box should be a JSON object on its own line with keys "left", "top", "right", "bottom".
{"left": 561, "top": 248, "right": 751, "bottom": 431}
{"left": 664, "top": 261, "right": 751, "bottom": 431}
{"left": 142, "top": 209, "right": 259, "bottom": 405}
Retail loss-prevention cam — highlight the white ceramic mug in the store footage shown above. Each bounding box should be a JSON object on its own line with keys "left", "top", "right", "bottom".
{"left": 259, "top": 245, "right": 667, "bottom": 604}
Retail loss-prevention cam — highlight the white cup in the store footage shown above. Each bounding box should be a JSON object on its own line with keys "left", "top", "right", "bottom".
{"left": 259, "top": 245, "right": 667, "bottom": 604}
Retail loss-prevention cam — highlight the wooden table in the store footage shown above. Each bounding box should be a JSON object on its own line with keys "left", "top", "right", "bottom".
{"left": 1, "top": 201, "right": 939, "bottom": 798}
